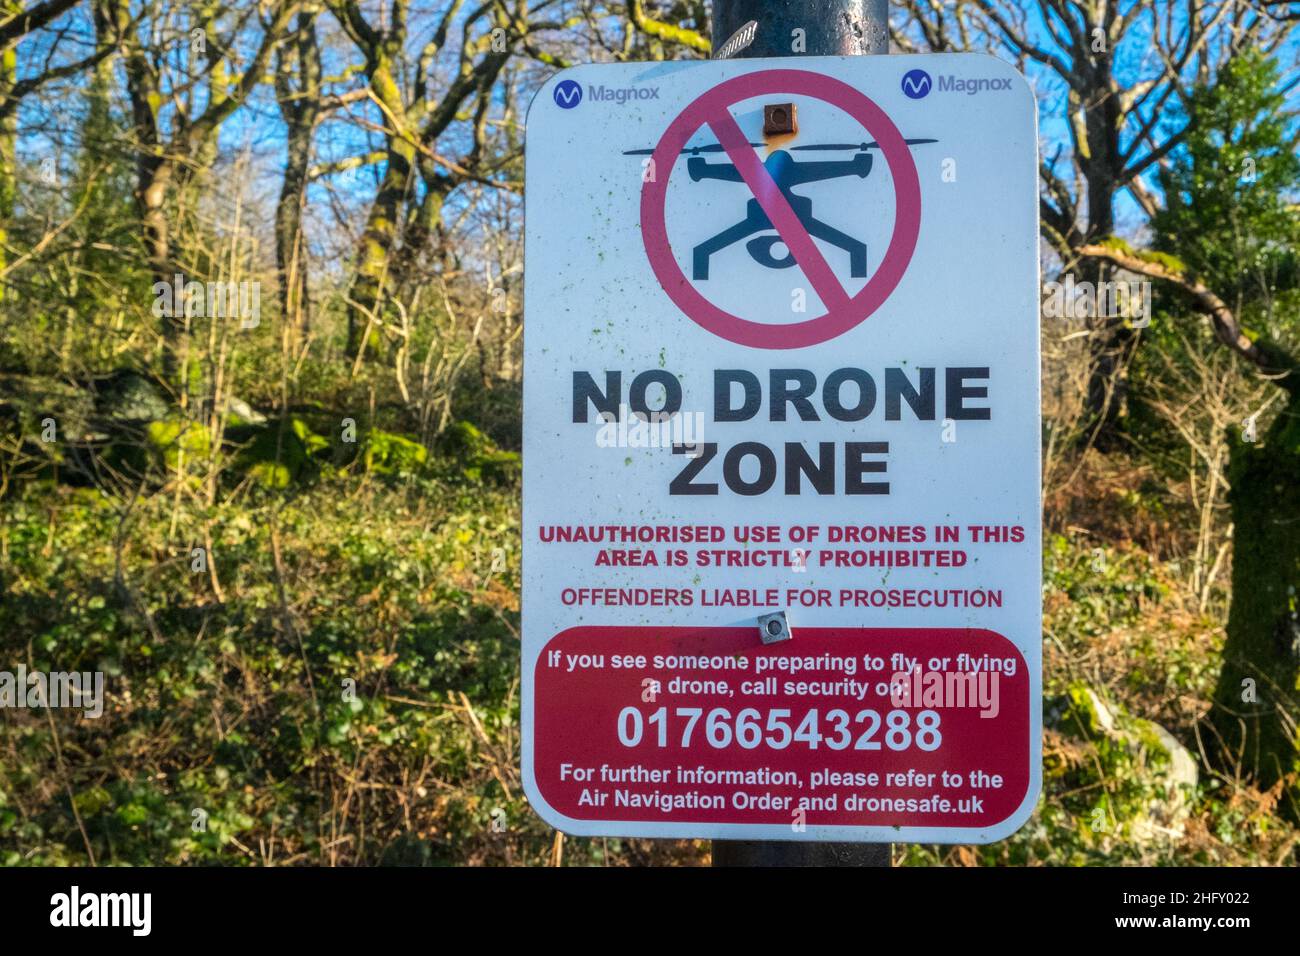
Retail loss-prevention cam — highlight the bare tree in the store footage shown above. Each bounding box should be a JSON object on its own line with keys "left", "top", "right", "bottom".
{"left": 96, "top": 0, "right": 298, "bottom": 398}
{"left": 1081, "top": 239, "right": 1299, "bottom": 786}
{"left": 894, "top": 0, "right": 1293, "bottom": 446}
{"left": 325, "top": 0, "right": 552, "bottom": 357}
{"left": 1, "top": 0, "right": 114, "bottom": 290}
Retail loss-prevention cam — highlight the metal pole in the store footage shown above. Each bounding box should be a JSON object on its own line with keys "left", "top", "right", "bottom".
{"left": 711, "top": 0, "right": 888, "bottom": 59}
{"left": 708, "top": 0, "right": 891, "bottom": 868}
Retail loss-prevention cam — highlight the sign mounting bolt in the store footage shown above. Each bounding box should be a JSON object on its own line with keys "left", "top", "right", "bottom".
{"left": 763, "top": 102, "right": 797, "bottom": 137}
{"left": 758, "top": 611, "right": 792, "bottom": 645}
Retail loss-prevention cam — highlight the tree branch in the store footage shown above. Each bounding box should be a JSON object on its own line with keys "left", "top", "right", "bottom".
{"left": 1080, "top": 240, "right": 1300, "bottom": 395}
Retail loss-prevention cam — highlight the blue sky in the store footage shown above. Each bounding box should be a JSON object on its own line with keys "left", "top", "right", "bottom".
{"left": 13, "top": 0, "right": 1299, "bottom": 268}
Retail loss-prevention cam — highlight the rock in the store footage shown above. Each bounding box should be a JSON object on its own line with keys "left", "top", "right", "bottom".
{"left": 0, "top": 372, "right": 96, "bottom": 442}
{"left": 1075, "top": 686, "right": 1116, "bottom": 734}
{"left": 231, "top": 417, "right": 328, "bottom": 488}
{"left": 145, "top": 417, "right": 212, "bottom": 470}
{"left": 224, "top": 397, "right": 267, "bottom": 426}
{"left": 1063, "top": 683, "right": 1198, "bottom": 844}
{"left": 92, "top": 369, "right": 170, "bottom": 424}
{"left": 364, "top": 429, "right": 429, "bottom": 476}
{"left": 437, "top": 420, "right": 520, "bottom": 483}
{"left": 1127, "top": 718, "right": 1198, "bottom": 842}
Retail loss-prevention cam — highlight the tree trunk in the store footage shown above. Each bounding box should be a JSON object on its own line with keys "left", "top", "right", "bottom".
{"left": 138, "top": 161, "right": 189, "bottom": 398}
{"left": 390, "top": 164, "right": 448, "bottom": 288}
{"left": 0, "top": 1, "right": 18, "bottom": 299}
{"left": 275, "top": 12, "right": 320, "bottom": 338}
{"left": 1078, "top": 100, "right": 1131, "bottom": 452}
{"left": 346, "top": 60, "right": 413, "bottom": 359}
{"left": 277, "top": 133, "right": 311, "bottom": 334}
{"left": 347, "top": 141, "right": 414, "bottom": 357}
{"left": 1082, "top": 305, "right": 1137, "bottom": 451}
{"left": 1076, "top": 242, "right": 1300, "bottom": 808}
{"left": 1210, "top": 394, "right": 1300, "bottom": 798}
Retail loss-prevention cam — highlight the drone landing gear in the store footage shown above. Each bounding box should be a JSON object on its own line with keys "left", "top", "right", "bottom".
{"left": 803, "top": 218, "right": 867, "bottom": 279}
{"left": 693, "top": 218, "right": 765, "bottom": 280}
{"left": 692, "top": 215, "right": 868, "bottom": 281}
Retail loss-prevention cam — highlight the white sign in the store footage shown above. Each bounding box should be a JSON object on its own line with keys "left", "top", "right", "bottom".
{"left": 523, "top": 54, "right": 1041, "bottom": 843}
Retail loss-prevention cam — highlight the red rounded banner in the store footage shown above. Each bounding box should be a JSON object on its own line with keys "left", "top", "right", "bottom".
{"left": 533, "top": 626, "right": 1029, "bottom": 830}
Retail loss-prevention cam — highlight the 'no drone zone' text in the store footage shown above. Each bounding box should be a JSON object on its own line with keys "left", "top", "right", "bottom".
{"left": 573, "top": 366, "right": 994, "bottom": 496}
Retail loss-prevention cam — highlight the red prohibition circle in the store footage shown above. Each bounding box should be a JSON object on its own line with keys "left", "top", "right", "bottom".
{"left": 640, "top": 69, "right": 922, "bottom": 350}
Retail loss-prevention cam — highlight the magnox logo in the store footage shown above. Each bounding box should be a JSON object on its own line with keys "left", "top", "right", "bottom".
{"left": 901, "top": 69, "right": 932, "bottom": 99}
{"left": 587, "top": 84, "right": 660, "bottom": 105}
{"left": 553, "top": 79, "right": 582, "bottom": 108}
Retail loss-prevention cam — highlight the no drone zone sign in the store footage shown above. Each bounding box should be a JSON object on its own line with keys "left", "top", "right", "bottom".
{"left": 522, "top": 54, "right": 1041, "bottom": 843}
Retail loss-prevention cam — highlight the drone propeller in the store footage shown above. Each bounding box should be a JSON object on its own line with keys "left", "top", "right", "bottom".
{"left": 622, "top": 142, "right": 764, "bottom": 156}
{"left": 624, "top": 137, "right": 937, "bottom": 156}
{"left": 790, "top": 138, "right": 938, "bottom": 151}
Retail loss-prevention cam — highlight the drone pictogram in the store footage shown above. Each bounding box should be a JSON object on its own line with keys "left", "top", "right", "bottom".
{"left": 625, "top": 138, "right": 936, "bottom": 281}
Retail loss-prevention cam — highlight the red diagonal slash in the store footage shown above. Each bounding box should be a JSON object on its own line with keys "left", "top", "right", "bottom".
{"left": 705, "top": 106, "right": 851, "bottom": 313}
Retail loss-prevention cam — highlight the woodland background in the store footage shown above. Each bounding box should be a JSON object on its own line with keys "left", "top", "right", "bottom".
{"left": 1, "top": 0, "right": 1298, "bottom": 866}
